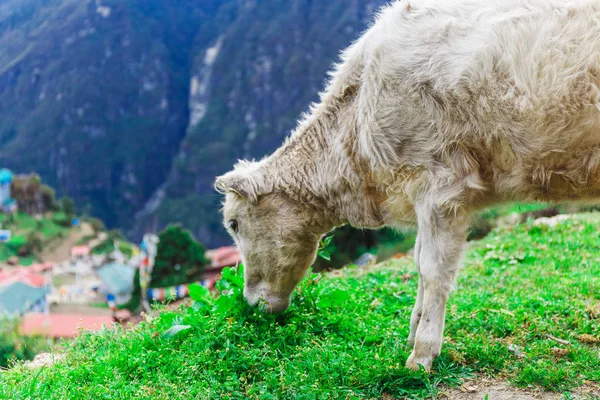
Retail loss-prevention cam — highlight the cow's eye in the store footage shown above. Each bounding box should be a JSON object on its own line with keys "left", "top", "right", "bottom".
{"left": 228, "top": 219, "right": 239, "bottom": 233}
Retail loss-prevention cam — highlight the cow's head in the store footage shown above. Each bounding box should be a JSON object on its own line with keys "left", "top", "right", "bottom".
{"left": 215, "top": 161, "right": 324, "bottom": 313}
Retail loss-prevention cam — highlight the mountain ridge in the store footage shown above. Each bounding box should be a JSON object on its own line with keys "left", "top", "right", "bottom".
{"left": 0, "top": 0, "right": 387, "bottom": 246}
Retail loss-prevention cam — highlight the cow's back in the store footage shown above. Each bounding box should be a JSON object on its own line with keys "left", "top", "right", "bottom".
{"left": 357, "top": 0, "right": 600, "bottom": 203}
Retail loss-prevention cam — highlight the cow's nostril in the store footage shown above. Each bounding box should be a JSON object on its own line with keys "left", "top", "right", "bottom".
{"left": 264, "top": 296, "right": 290, "bottom": 314}
{"left": 243, "top": 288, "right": 260, "bottom": 307}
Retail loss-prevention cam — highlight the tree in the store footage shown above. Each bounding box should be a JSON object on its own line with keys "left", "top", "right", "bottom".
{"left": 123, "top": 226, "right": 210, "bottom": 311}
{"left": 11, "top": 173, "right": 44, "bottom": 214}
{"left": 40, "top": 185, "right": 58, "bottom": 211}
{"left": 3, "top": 213, "right": 15, "bottom": 227}
{"left": 25, "top": 232, "right": 44, "bottom": 255}
{"left": 152, "top": 225, "right": 209, "bottom": 287}
{"left": 59, "top": 197, "right": 76, "bottom": 219}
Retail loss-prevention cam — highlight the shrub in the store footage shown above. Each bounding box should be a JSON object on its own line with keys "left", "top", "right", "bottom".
{"left": 4, "top": 235, "right": 26, "bottom": 253}
{"left": 40, "top": 185, "right": 58, "bottom": 211}
{"left": 3, "top": 213, "right": 15, "bottom": 226}
{"left": 17, "top": 246, "right": 29, "bottom": 257}
{"left": 59, "top": 197, "right": 76, "bottom": 219}
{"left": 25, "top": 231, "right": 43, "bottom": 254}
{"left": 52, "top": 216, "right": 72, "bottom": 228}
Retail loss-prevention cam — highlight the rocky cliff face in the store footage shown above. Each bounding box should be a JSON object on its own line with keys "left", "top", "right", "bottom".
{"left": 0, "top": 0, "right": 386, "bottom": 246}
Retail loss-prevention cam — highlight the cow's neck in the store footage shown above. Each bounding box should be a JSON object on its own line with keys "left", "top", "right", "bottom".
{"left": 265, "top": 97, "right": 386, "bottom": 234}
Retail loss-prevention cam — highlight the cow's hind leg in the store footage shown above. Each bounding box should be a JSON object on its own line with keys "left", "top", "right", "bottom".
{"left": 408, "top": 234, "right": 422, "bottom": 347}
{"left": 406, "top": 204, "right": 468, "bottom": 371}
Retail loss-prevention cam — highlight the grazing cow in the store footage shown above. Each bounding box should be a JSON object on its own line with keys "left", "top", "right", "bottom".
{"left": 215, "top": 0, "right": 600, "bottom": 371}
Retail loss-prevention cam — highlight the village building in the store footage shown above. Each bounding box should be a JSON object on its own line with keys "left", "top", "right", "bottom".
{"left": 70, "top": 245, "right": 91, "bottom": 262}
{"left": 20, "top": 313, "right": 114, "bottom": 339}
{"left": 0, "top": 168, "right": 16, "bottom": 213}
{"left": 0, "top": 267, "right": 49, "bottom": 288}
{"left": 0, "top": 281, "right": 48, "bottom": 315}
{"left": 0, "top": 266, "right": 51, "bottom": 316}
{"left": 29, "top": 262, "right": 56, "bottom": 274}
{"left": 203, "top": 246, "right": 242, "bottom": 288}
{"left": 96, "top": 262, "right": 135, "bottom": 306}
{"left": 0, "top": 229, "right": 11, "bottom": 242}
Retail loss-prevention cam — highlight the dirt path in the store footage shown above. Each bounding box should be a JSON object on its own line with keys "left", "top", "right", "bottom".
{"left": 87, "top": 231, "right": 108, "bottom": 249}
{"left": 40, "top": 222, "right": 94, "bottom": 263}
{"left": 380, "top": 376, "right": 599, "bottom": 399}
{"left": 440, "top": 378, "right": 600, "bottom": 400}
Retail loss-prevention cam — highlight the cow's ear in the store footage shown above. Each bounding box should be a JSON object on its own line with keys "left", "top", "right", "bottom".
{"left": 214, "top": 161, "right": 266, "bottom": 203}
{"left": 214, "top": 172, "right": 252, "bottom": 198}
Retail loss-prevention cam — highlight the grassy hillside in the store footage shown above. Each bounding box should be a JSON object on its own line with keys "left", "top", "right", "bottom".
{"left": 1, "top": 214, "right": 600, "bottom": 398}
{"left": 0, "top": 211, "right": 72, "bottom": 265}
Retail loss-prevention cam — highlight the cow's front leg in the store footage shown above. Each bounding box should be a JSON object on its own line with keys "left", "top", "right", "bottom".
{"left": 406, "top": 205, "right": 468, "bottom": 372}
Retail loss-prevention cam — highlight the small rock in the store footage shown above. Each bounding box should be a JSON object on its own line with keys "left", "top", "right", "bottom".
{"left": 533, "top": 214, "right": 572, "bottom": 227}
{"left": 354, "top": 253, "right": 377, "bottom": 268}
{"left": 459, "top": 384, "right": 478, "bottom": 393}
{"left": 25, "top": 353, "right": 65, "bottom": 369}
{"left": 507, "top": 344, "right": 527, "bottom": 358}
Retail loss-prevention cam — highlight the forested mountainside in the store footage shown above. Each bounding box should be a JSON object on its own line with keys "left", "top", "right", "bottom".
{"left": 0, "top": 0, "right": 386, "bottom": 246}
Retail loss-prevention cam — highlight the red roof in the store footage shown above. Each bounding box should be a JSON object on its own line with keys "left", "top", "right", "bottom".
{"left": 205, "top": 246, "right": 242, "bottom": 269}
{"left": 71, "top": 246, "right": 91, "bottom": 257}
{"left": 0, "top": 268, "right": 47, "bottom": 288}
{"left": 20, "top": 313, "right": 115, "bottom": 338}
{"left": 29, "top": 262, "right": 56, "bottom": 273}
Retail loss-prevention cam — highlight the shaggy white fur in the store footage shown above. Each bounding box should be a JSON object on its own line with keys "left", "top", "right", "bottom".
{"left": 216, "top": 0, "right": 600, "bottom": 371}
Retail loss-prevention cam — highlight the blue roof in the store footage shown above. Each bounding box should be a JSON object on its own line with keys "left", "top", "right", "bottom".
{"left": 97, "top": 263, "right": 135, "bottom": 295}
{"left": 0, "top": 168, "right": 13, "bottom": 183}
{"left": 0, "top": 282, "right": 47, "bottom": 315}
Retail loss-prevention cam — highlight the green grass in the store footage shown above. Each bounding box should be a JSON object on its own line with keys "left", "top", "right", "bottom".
{"left": 0, "top": 235, "right": 35, "bottom": 265}
{"left": 448, "top": 214, "right": 600, "bottom": 389}
{"left": 90, "top": 236, "right": 136, "bottom": 257}
{"left": 0, "top": 212, "right": 71, "bottom": 239}
{"left": 0, "top": 211, "right": 72, "bottom": 264}
{"left": 50, "top": 274, "right": 76, "bottom": 288}
{"left": 1, "top": 214, "right": 600, "bottom": 399}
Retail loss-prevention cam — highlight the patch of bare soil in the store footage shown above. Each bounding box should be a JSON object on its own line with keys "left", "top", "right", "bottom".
{"left": 440, "top": 378, "right": 600, "bottom": 400}
{"left": 40, "top": 222, "right": 94, "bottom": 263}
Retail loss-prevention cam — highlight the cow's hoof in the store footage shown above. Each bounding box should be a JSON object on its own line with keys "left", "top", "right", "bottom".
{"left": 405, "top": 352, "right": 432, "bottom": 372}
